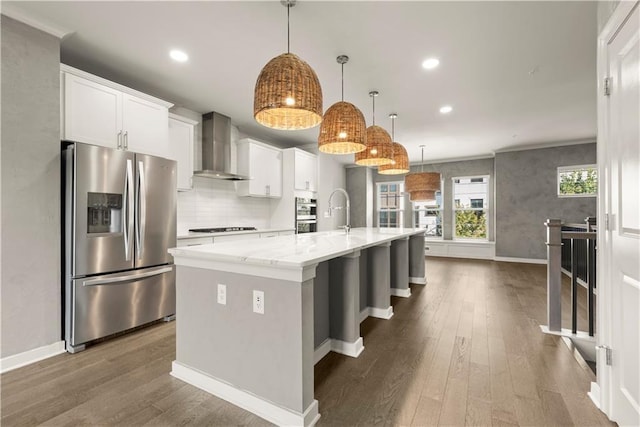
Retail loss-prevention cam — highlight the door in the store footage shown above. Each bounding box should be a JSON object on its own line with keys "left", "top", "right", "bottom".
{"left": 69, "top": 143, "right": 134, "bottom": 277}
{"left": 294, "top": 150, "right": 317, "bottom": 192}
{"left": 67, "top": 265, "right": 175, "bottom": 349}
{"left": 604, "top": 3, "right": 640, "bottom": 425}
{"left": 134, "top": 153, "right": 177, "bottom": 268}
{"left": 122, "top": 93, "right": 169, "bottom": 157}
{"left": 63, "top": 72, "right": 121, "bottom": 148}
{"left": 168, "top": 115, "right": 196, "bottom": 191}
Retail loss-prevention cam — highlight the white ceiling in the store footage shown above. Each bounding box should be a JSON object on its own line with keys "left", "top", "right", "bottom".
{"left": 4, "top": 1, "right": 598, "bottom": 164}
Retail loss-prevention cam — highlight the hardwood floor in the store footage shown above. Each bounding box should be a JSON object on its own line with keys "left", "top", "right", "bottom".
{"left": 1, "top": 258, "right": 613, "bottom": 426}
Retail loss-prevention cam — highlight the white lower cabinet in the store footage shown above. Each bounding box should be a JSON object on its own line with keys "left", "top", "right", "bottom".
{"left": 169, "top": 114, "right": 197, "bottom": 191}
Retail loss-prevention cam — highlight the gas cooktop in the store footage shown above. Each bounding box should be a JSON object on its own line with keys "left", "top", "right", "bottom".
{"left": 189, "top": 226, "right": 257, "bottom": 233}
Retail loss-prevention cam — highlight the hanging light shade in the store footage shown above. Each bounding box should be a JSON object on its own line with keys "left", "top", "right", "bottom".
{"left": 405, "top": 144, "right": 441, "bottom": 196}
{"left": 405, "top": 172, "right": 441, "bottom": 193}
{"left": 318, "top": 55, "right": 367, "bottom": 154}
{"left": 409, "top": 190, "right": 436, "bottom": 202}
{"left": 379, "top": 113, "right": 409, "bottom": 175}
{"left": 355, "top": 91, "right": 394, "bottom": 166}
{"left": 254, "top": 1, "right": 323, "bottom": 130}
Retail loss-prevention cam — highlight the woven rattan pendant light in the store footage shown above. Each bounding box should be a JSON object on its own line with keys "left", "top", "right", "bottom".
{"left": 318, "top": 55, "right": 367, "bottom": 154}
{"left": 378, "top": 113, "right": 409, "bottom": 175}
{"left": 253, "top": 0, "right": 322, "bottom": 130}
{"left": 405, "top": 145, "right": 441, "bottom": 201}
{"left": 355, "top": 91, "right": 393, "bottom": 166}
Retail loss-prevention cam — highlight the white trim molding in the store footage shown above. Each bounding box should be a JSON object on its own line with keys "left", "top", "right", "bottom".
{"left": 330, "top": 337, "right": 364, "bottom": 358}
{"left": 0, "top": 341, "right": 66, "bottom": 374}
{"left": 171, "top": 361, "right": 320, "bottom": 427}
{"left": 494, "top": 256, "right": 547, "bottom": 265}
{"left": 313, "top": 339, "right": 332, "bottom": 364}
{"left": 369, "top": 306, "right": 394, "bottom": 320}
{"left": 391, "top": 288, "right": 411, "bottom": 298}
{"left": 1, "top": 4, "right": 72, "bottom": 39}
{"left": 409, "top": 276, "right": 427, "bottom": 285}
{"left": 589, "top": 381, "right": 602, "bottom": 409}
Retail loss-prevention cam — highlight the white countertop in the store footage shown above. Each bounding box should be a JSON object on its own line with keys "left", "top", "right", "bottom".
{"left": 177, "top": 228, "right": 295, "bottom": 240}
{"left": 170, "top": 228, "right": 425, "bottom": 270}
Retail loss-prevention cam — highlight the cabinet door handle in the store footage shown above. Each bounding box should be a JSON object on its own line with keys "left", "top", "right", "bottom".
{"left": 117, "top": 130, "right": 123, "bottom": 149}
{"left": 306, "top": 180, "right": 309, "bottom": 190}
{"left": 123, "top": 131, "right": 129, "bottom": 150}
{"left": 266, "top": 185, "right": 270, "bottom": 196}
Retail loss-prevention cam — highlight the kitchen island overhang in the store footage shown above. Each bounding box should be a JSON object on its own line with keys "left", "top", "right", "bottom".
{"left": 168, "top": 228, "right": 426, "bottom": 426}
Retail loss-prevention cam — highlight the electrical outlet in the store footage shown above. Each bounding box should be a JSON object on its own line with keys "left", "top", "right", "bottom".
{"left": 253, "top": 290, "right": 264, "bottom": 314}
{"left": 217, "top": 284, "right": 226, "bottom": 305}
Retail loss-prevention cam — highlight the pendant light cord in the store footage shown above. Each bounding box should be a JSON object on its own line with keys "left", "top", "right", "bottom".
{"left": 372, "top": 95, "right": 376, "bottom": 126}
{"left": 391, "top": 116, "right": 395, "bottom": 140}
{"left": 341, "top": 63, "right": 344, "bottom": 101}
{"left": 287, "top": 3, "right": 290, "bottom": 54}
{"left": 421, "top": 146, "right": 425, "bottom": 172}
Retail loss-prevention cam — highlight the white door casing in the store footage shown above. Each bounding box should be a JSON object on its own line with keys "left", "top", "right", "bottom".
{"left": 597, "top": 2, "right": 640, "bottom": 425}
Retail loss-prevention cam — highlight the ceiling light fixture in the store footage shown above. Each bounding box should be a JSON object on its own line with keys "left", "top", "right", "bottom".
{"left": 378, "top": 113, "right": 409, "bottom": 175}
{"left": 405, "top": 145, "right": 440, "bottom": 201}
{"left": 355, "top": 91, "right": 393, "bottom": 166}
{"left": 439, "top": 105, "right": 453, "bottom": 114}
{"left": 422, "top": 58, "right": 440, "bottom": 70}
{"left": 318, "top": 55, "right": 367, "bottom": 154}
{"left": 169, "top": 50, "right": 188, "bottom": 63}
{"left": 253, "top": 0, "right": 323, "bottom": 131}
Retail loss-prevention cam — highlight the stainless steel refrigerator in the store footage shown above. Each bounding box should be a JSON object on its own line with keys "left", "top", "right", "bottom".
{"left": 63, "top": 142, "right": 176, "bottom": 353}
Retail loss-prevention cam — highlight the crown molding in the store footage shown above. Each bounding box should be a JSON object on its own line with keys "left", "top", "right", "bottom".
{"left": 1, "top": 5, "right": 72, "bottom": 39}
{"left": 493, "top": 138, "right": 596, "bottom": 154}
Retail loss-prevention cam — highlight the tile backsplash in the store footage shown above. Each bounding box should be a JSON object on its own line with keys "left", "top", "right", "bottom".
{"left": 177, "top": 176, "right": 271, "bottom": 234}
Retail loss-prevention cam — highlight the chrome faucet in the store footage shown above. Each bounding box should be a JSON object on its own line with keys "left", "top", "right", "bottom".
{"left": 327, "top": 188, "right": 351, "bottom": 234}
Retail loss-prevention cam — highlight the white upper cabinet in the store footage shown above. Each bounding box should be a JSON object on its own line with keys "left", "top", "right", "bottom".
{"left": 292, "top": 148, "right": 318, "bottom": 193}
{"left": 61, "top": 65, "right": 172, "bottom": 158}
{"left": 236, "top": 139, "right": 282, "bottom": 198}
{"left": 168, "top": 113, "right": 198, "bottom": 191}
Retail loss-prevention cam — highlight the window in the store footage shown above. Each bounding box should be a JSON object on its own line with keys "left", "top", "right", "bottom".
{"left": 413, "top": 190, "right": 443, "bottom": 238}
{"left": 453, "top": 176, "right": 489, "bottom": 239}
{"left": 558, "top": 165, "right": 597, "bottom": 197}
{"left": 377, "top": 182, "right": 404, "bottom": 228}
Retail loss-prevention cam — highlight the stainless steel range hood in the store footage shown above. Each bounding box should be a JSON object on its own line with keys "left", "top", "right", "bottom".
{"left": 194, "top": 112, "right": 250, "bottom": 181}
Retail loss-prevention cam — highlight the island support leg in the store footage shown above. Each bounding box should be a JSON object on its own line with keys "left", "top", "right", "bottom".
{"left": 409, "top": 232, "right": 427, "bottom": 285}
{"left": 328, "top": 250, "right": 364, "bottom": 357}
{"left": 171, "top": 266, "right": 319, "bottom": 427}
{"left": 368, "top": 242, "right": 393, "bottom": 319}
{"left": 390, "top": 237, "right": 411, "bottom": 298}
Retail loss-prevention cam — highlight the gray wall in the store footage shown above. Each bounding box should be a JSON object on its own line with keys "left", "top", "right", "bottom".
{"left": 346, "top": 166, "right": 373, "bottom": 228}
{"left": 1, "top": 16, "right": 61, "bottom": 357}
{"left": 495, "top": 143, "right": 597, "bottom": 259}
{"left": 374, "top": 157, "right": 495, "bottom": 240}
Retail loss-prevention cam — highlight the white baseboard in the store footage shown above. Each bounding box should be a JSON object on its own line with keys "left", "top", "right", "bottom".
{"left": 330, "top": 337, "right": 364, "bottom": 358}
{"left": 588, "top": 381, "right": 601, "bottom": 409}
{"left": 359, "top": 308, "right": 369, "bottom": 323}
{"left": 0, "top": 340, "right": 66, "bottom": 374}
{"left": 171, "top": 361, "right": 320, "bottom": 427}
{"left": 390, "top": 288, "right": 411, "bottom": 298}
{"left": 409, "top": 276, "right": 427, "bottom": 285}
{"left": 494, "top": 256, "right": 547, "bottom": 264}
{"left": 369, "top": 306, "right": 394, "bottom": 320}
{"left": 313, "top": 339, "right": 332, "bottom": 364}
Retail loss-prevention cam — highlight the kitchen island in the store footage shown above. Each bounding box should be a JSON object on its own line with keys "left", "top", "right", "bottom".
{"left": 168, "top": 227, "right": 426, "bottom": 426}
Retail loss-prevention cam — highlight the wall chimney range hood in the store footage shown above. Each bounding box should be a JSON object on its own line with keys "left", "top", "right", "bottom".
{"left": 194, "top": 112, "right": 250, "bottom": 181}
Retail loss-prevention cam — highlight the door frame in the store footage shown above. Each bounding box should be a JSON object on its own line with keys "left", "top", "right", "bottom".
{"left": 594, "top": 0, "right": 639, "bottom": 417}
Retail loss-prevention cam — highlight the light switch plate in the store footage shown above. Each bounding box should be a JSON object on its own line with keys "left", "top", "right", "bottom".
{"left": 217, "top": 284, "right": 226, "bottom": 305}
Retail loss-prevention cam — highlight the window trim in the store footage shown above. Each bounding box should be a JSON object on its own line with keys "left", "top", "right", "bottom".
{"left": 452, "top": 175, "right": 490, "bottom": 241}
{"left": 412, "top": 189, "right": 443, "bottom": 239}
{"left": 376, "top": 181, "right": 405, "bottom": 228}
{"left": 557, "top": 164, "right": 597, "bottom": 198}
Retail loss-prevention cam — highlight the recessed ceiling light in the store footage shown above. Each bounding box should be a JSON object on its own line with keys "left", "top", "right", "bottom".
{"left": 170, "top": 50, "right": 188, "bottom": 63}
{"left": 439, "top": 105, "right": 453, "bottom": 114}
{"left": 422, "top": 58, "right": 440, "bottom": 70}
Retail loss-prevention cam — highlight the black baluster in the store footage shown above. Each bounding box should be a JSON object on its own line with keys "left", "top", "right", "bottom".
{"left": 571, "top": 238, "right": 578, "bottom": 334}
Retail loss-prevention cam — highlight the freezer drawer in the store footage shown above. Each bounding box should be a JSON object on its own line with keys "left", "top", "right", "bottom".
{"left": 66, "top": 265, "right": 175, "bottom": 352}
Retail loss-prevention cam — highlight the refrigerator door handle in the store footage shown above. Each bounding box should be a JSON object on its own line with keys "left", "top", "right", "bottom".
{"left": 124, "top": 159, "right": 134, "bottom": 261}
{"left": 82, "top": 266, "right": 173, "bottom": 287}
{"left": 135, "top": 160, "right": 147, "bottom": 260}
